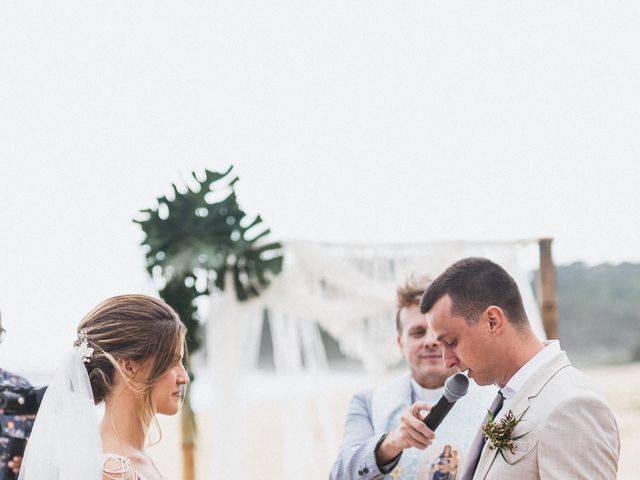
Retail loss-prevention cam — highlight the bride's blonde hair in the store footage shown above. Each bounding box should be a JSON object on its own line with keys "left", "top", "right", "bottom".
{"left": 74, "top": 294, "right": 187, "bottom": 441}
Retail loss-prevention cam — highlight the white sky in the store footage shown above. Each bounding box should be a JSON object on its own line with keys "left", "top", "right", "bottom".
{"left": 1, "top": 1, "right": 639, "bottom": 376}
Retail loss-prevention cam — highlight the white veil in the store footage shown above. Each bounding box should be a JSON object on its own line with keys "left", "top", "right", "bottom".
{"left": 18, "top": 350, "right": 102, "bottom": 480}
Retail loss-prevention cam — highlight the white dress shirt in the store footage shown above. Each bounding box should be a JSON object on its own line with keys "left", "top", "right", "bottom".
{"left": 411, "top": 378, "right": 445, "bottom": 404}
{"left": 499, "top": 340, "right": 561, "bottom": 409}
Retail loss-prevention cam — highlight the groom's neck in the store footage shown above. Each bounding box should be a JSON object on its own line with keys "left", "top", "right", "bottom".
{"left": 497, "top": 327, "right": 545, "bottom": 387}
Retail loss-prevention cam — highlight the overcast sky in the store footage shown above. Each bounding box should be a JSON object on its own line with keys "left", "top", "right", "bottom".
{"left": 1, "top": 1, "right": 639, "bottom": 376}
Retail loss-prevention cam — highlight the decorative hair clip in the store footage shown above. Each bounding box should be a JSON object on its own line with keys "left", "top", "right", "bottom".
{"left": 76, "top": 329, "right": 95, "bottom": 363}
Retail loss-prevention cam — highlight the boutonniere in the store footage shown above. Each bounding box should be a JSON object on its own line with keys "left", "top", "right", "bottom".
{"left": 482, "top": 410, "right": 526, "bottom": 454}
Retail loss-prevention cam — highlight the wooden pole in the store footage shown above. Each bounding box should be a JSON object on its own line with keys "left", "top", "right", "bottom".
{"left": 181, "top": 390, "right": 197, "bottom": 480}
{"left": 537, "top": 238, "right": 559, "bottom": 340}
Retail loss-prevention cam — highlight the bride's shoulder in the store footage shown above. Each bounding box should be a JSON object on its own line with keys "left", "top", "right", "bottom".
{"left": 102, "top": 453, "right": 144, "bottom": 480}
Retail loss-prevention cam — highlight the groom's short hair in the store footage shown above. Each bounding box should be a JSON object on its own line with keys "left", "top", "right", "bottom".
{"left": 419, "top": 257, "right": 527, "bottom": 326}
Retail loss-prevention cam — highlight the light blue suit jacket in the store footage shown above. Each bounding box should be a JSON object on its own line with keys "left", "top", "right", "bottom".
{"left": 329, "top": 388, "right": 395, "bottom": 480}
{"left": 330, "top": 374, "right": 495, "bottom": 480}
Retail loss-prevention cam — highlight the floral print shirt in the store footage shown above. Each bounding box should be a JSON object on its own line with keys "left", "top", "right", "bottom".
{"left": 0, "top": 368, "right": 36, "bottom": 468}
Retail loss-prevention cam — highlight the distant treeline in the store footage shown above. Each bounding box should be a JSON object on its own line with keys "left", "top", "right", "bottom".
{"left": 533, "top": 262, "right": 640, "bottom": 366}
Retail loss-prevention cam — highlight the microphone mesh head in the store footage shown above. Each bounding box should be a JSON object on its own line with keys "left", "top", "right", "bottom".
{"left": 443, "top": 373, "right": 469, "bottom": 402}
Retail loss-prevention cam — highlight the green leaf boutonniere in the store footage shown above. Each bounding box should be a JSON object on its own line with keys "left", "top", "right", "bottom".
{"left": 482, "top": 410, "right": 526, "bottom": 454}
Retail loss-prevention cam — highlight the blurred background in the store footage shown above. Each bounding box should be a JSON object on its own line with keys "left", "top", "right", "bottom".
{"left": 1, "top": 1, "right": 639, "bottom": 479}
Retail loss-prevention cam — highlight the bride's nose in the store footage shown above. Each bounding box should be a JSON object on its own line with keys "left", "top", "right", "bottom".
{"left": 177, "top": 377, "right": 188, "bottom": 386}
{"left": 178, "top": 366, "right": 190, "bottom": 385}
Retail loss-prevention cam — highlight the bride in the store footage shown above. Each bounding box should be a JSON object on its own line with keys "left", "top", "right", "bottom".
{"left": 19, "top": 294, "right": 189, "bottom": 480}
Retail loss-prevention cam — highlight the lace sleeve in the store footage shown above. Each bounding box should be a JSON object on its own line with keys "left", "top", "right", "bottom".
{"left": 102, "top": 454, "right": 138, "bottom": 480}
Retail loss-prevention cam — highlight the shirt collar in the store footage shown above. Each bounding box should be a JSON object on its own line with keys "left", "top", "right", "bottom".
{"left": 411, "top": 377, "right": 444, "bottom": 404}
{"left": 499, "top": 340, "right": 561, "bottom": 400}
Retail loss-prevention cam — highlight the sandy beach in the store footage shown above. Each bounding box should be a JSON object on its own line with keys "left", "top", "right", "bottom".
{"left": 150, "top": 362, "right": 640, "bottom": 479}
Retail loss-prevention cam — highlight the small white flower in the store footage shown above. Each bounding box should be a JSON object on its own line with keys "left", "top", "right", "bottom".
{"left": 75, "top": 329, "right": 94, "bottom": 363}
{"left": 77, "top": 343, "right": 94, "bottom": 363}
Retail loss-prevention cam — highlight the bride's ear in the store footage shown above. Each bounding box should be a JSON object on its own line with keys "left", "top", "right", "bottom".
{"left": 117, "top": 358, "right": 139, "bottom": 378}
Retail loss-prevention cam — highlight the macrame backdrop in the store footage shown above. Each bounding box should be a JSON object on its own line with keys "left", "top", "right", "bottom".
{"left": 206, "top": 240, "right": 543, "bottom": 479}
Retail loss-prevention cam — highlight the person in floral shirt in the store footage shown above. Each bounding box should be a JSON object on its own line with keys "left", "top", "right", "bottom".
{"left": 0, "top": 309, "right": 35, "bottom": 477}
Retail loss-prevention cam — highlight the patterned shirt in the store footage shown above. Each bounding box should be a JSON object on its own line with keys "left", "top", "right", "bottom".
{"left": 0, "top": 368, "right": 36, "bottom": 467}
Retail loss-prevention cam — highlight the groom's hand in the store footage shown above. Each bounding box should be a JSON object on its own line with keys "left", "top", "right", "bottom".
{"left": 375, "top": 401, "right": 435, "bottom": 465}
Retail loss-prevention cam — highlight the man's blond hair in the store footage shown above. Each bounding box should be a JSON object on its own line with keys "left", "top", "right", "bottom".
{"left": 395, "top": 274, "right": 431, "bottom": 333}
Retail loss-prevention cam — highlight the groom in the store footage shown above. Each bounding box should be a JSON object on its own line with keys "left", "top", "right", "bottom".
{"left": 420, "top": 257, "right": 620, "bottom": 479}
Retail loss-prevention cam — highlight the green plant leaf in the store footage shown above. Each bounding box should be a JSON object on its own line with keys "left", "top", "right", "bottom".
{"left": 135, "top": 165, "right": 284, "bottom": 362}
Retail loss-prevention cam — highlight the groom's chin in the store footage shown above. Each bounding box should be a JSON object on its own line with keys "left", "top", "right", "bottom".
{"left": 467, "top": 370, "right": 486, "bottom": 385}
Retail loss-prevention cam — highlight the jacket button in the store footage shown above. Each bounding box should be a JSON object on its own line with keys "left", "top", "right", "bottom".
{"left": 363, "top": 466, "right": 369, "bottom": 474}
{"left": 358, "top": 469, "right": 363, "bottom": 476}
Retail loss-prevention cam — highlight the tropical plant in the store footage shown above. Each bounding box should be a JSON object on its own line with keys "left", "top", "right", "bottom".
{"left": 135, "top": 165, "right": 283, "bottom": 479}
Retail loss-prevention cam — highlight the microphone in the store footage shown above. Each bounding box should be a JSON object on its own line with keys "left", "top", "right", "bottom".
{"left": 423, "top": 372, "right": 469, "bottom": 431}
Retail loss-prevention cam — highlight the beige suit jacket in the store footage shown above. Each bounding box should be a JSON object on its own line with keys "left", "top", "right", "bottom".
{"left": 472, "top": 351, "right": 619, "bottom": 479}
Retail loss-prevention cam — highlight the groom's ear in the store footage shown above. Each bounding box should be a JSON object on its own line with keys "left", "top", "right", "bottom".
{"left": 485, "top": 306, "right": 506, "bottom": 333}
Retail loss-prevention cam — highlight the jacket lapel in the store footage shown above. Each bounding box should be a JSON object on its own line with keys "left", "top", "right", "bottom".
{"left": 473, "top": 351, "right": 572, "bottom": 479}
{"left": 507, "top": 351, "right": 571, "bottom": 420}
{"left": 473, "top": 438, "right": 499, "bottom": 479}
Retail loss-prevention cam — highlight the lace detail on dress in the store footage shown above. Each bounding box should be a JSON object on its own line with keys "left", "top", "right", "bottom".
{"left": 102, "top": 454, "right": 139, "bottom": 480}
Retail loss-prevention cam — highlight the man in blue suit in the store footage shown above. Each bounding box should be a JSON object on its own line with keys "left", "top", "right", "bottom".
{"left": 330, "top": 277, "right": 495, "bottom": 480}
